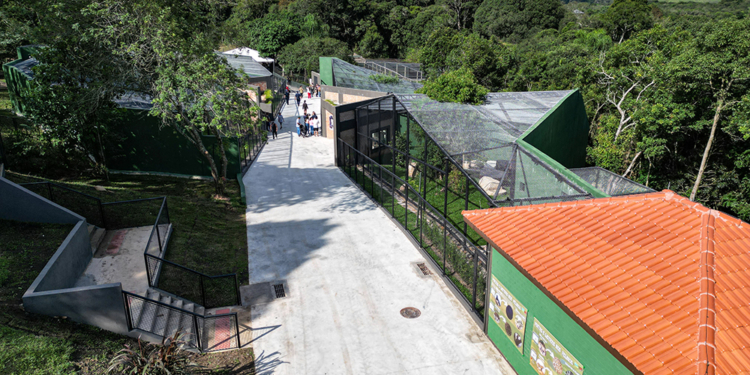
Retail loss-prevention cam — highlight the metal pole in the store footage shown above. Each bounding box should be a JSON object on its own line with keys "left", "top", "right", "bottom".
{"left": 194, "top": 315, "right": 202, "bottom": 351}
{"left": 200, "top": 276, "right": 206, "bottom": 307}
{"left": 145, "top": 254, "right": 152, "bottom": 287}
{"left": 464, "top": 176, "right": 470, "bottom": 242}
{"left": 379, "top": 165, "right": 383, "bottom": 206}
{"left": 443, "top": 159, "right": 449, "bottom": 274}
{"left": 123, "top": 293, "right": 133, "bottom": 330}
{"left": 405, "top": 114, "right": 410, "bottom": 231}
{"left": 156, "top": 223, "right": 163, "bottom": 253}
{"left": 391, "top": 173, "right": 395, "bottom": 217}
{"left": 234, "top": 275, "right": 240, "bottom": 306}
{"left": 472, "top": 245, "right": 480, "bottom": 312}
{"left": 235, "top": 315, "right": 241, "bottom": 348}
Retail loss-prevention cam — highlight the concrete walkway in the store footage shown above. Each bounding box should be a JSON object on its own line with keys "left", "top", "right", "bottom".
{"left": 243, "top": 96, "right": 513, "bottom": 374}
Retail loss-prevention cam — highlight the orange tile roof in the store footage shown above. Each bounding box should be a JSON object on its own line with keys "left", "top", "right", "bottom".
{"left": 463, "top": 190, "right": 750, "bottom": 375}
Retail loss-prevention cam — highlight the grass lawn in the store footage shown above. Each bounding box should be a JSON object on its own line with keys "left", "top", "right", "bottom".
{"left": 5, "top": 171, "right": 250, "bottom": 286}
{"left": 0, "top": 174, "right": 257, "bottom": 373}
{"left": 0, "top": 219, "right": 129, "bottom": 375}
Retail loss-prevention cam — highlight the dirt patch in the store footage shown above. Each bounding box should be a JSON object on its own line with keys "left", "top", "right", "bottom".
{"left": 192, "top": 347, "right": 255, "bottom": 374}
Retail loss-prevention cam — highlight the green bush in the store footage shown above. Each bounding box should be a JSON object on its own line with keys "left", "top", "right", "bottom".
{"left": 415, "top": 67, "right": 489, "bottom": 105}
{"left": 263, "top": 89, "right": 274, "bottom": 101}
{"left": 108, "top": 331, "right": 200, "bottom": 375}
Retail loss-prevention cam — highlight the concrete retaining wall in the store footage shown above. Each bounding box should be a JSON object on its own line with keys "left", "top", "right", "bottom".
{"left": 21, "top": 219, "right": 129, "bottom": 334}
{"left": 0, "top": 177, "right": 84, "bottom": 224}
{"left": 23, "top": 283, "right": 129, "bottom": 334}
{"left": 28, "top": 220, "right": 92, "bottom": 292}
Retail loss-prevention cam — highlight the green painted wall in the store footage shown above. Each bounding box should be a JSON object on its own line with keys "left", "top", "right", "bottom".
{"left": 487, "top": 247, "right": 634, "bottom": 375}
{"left": 319, "top": 57, "right": 334, "bottom": 86}
{"left": 105, "top": 110, "right": 241, "bottom": 178}
{"left": 3, "top": 60, "right": 33, "bottom": 115}
{"left": 521, "top": 90, "right": 589, "bottom": 169}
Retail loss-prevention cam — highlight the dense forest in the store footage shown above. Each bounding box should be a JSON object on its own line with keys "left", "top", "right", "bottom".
{"left": 1, "top": 0, "right": 749, "bottom": 219}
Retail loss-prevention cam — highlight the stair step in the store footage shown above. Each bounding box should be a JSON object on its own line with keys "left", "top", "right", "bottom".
{"left": 164, "top": 299, "right": 183, "bottom": 339}
{"left": 152, "top": 294, "right": 172, "bottom": 336}
{"left": 136, "top": 292, "right": 159, "bottom": 331}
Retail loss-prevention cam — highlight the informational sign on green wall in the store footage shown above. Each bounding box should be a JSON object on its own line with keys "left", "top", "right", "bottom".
{"left": 529, "top": 318, "right": 584, "bottom": 375}
{"left": 489, "top": 274, "right": 528, "bottom": 353}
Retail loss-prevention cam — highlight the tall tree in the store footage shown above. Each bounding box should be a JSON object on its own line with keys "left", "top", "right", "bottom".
{"left": 670, "top": 19, "right": 750, "bottom": 201}
{"left": 599, "top": 0, "right": 654, "bottom": 43}
{"left": 150, "top": 53, "right": 258, "bottom": 194}
{"left": 473, "top": 0, "right": 566, "bottom": 42}
{"left": 85, "top": 0, "right": 259, "bottom": 194}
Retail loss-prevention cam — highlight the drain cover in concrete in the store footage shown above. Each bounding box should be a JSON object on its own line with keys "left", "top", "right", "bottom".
{"left": 400, "top": 307, "right": 421, "bottom": 319}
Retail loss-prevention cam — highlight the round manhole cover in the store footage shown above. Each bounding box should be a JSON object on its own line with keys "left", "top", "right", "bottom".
{"left": 400, "top": 307, "right": 421, "bottom": 319}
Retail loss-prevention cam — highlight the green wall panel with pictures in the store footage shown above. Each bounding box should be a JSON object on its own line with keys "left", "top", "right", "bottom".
{"left": 487, "top": 247, "right": 634, "bottom": 375}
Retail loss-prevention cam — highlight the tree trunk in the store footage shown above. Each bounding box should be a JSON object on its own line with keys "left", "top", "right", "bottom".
{"left": 690, "top": 101, "right": 723, "bottom": 201}
{"left": 185, "top": 124, "right": 221, "bottom": 193}
{"left": 212, "top": 126, "right": 228, "bottom": 196}
{"left": 623, "top": 151, "right": 642, "bottom": 178}
{"left": 95, "top": 126, "right": 109, "bottom": 183}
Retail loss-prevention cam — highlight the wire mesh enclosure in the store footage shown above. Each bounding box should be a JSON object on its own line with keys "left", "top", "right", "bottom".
{"left": 332, "top": 58, "right": 423, "bottom": 94}
{"left": 571, "top": 167, "right": 655, "bottom": 196}
{"left": 359, "top": 60, "right": 424, "bottom": 82}
{"left": 334, "top": 93, "right": 606, "bottom": 320}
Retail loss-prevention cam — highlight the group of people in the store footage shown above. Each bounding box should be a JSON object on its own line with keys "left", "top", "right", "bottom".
{"left": 286, "top": 84, "right": 321, "bottom": 105}
{"left": 296, "top": 99, "right": 321, "bottom": 137}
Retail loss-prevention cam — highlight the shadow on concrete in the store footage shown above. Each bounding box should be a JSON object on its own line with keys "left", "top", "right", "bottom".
{"left": 252, "top": 350, "right": 286, "bottom": 375}
{"left": 245, "top": 217, "right": 339, "bottom": 285}
{"left": 247, "top": 324, "right": 281, "bottom": 345}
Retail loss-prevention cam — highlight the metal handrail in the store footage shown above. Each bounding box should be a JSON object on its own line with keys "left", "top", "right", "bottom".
{"left": 122, "top": 291, "right": 242, "bottom": 352}
{"left": 101, "top": 196, "right": 165, "bottom": 206}
{"left": 340, "top": 140, "right": 486, "bottom": 264}
{"left": 340, "top": 140, "right": 488, "bottom": 317}
{"left": 144, "top": 253, "right": 241, "bottom": 307}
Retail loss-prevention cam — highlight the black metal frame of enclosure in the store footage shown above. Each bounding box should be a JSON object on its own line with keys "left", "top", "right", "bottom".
{"left": 335, "top": 94, "right": 595, "bottom": 322}
{"left": 338, "top": 139, "right": 488, "bottom": 321}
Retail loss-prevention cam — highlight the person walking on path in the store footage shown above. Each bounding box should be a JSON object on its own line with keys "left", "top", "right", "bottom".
{"left": 296, "top": 116, "right": 303, "bottom": 137}
{"left": 302, "top": 100, "right": 308, "bottom": 113}
{"left": 295, "top": 91, "right": 302, "bottom": 107}
{"left": 276, "top": 113, "right": 284, "bottom": 130}
{"left": 285, "top": 86, "right": 290, "bottom": 104}
{"left": 271, "top": 119, "right": 278, "bottom": 139}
